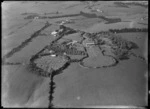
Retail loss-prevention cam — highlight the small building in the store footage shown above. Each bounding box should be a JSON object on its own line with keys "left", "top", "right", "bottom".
{"left": 51, "top": 54, "right": 56, "bottom": 57}
{"left": 86, "top": 42, "right": 95, "bottom": 47}
{"left": 51, "top": 31, "right": 57, "bottom": 36}
{"left": 49, "top": 50, "right": 54, "bottom": 53}
{"left": 96, "top": 9, "right": 103, "bottom": 13}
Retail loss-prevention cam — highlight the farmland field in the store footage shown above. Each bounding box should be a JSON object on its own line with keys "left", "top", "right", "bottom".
{"left": 82, "top": 46, "right": 115, "bottom": 67}
{"left": 2, "top": 1, "right": 148, "bottom": 108}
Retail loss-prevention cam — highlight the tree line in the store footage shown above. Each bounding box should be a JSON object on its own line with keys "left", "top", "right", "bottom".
{"left": 109, "top": 28, "right": 148, "bottom": 33}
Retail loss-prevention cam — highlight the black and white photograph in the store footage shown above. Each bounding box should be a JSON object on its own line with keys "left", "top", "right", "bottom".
{"left": 1, "top": 1, "right": 148, "bottom": 108}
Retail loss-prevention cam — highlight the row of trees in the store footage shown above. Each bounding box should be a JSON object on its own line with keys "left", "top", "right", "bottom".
{"left": 114, "top": 2, "right": 129, "bottom": 8}
{"left": 2, "top": 22, "right": 51, "bottom": 64}
{"left": 2, "top": 62, "right": 21, "bottom": 65}
{"left": 80, "top": 11, "right": 121, "bottom": 24}
{"left": 125, "top": 2, "right": 148, "bottom": 8}
{"left": 24, "top": 13, "right": 81, "bottom": 20}
{"left": 114, "top": 1, "right": 148, "bottom": 8}
{"left": 109, "top": 28, "right": 148, "bottom": 33}
{"left": 48, "top": 72, "right": 55, "bottom": 108}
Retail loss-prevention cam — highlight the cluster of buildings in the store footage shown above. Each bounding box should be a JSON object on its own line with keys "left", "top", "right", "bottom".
{"left": 47, "top": 43, "right": 86, "bottom": 56}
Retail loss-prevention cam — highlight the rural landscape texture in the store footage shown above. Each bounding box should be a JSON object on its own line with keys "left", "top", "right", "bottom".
{"left": 2, "top": 1, "right": 148, "bottom": 108}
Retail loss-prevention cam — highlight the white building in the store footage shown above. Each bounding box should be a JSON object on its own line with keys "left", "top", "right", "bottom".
{"left": 96, "top": 9, "right": 103, "bottom": 13}
{"left": 86, "top": 43, "right": 95, "bottom": 47}
{"left": 51, "top": 54, "right": 56, "bottom": 57}
{"left": 49, "top": 50, "right": 53, "bottom": 53}
{"left": 51, "top": 31, "right": 57, "bottom": 36}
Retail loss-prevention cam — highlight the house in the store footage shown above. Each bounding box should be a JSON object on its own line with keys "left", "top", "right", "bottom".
{"left": 51, "top": 54, "right": 56, "bottom": 57}
{"left": 51, "top": 29, "right": 62, "bottom": 36}
{"left": 51, "top": 31, "right": 57, "bottom": 36}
